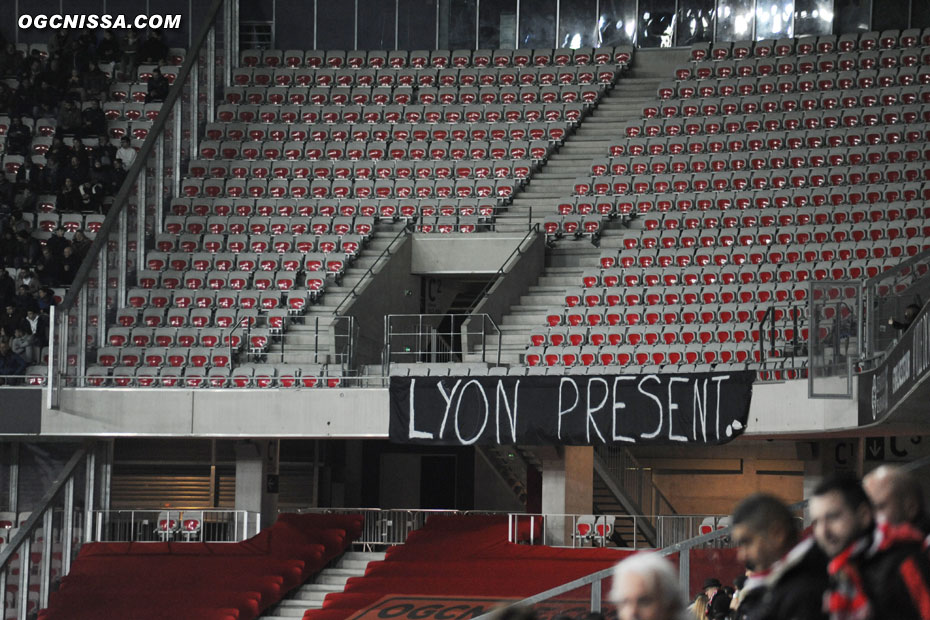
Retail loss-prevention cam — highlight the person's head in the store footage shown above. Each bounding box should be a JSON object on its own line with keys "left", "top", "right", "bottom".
{"left": 120, "top": 137, "right": 130, "bottom": 148}
{"left": 63, "top": 178, "right": 73, "bottom": 190}
{"left": 610, "top": 553, "right": 686, "bottom": 620}
{"left": 691, "top": 594, "right": 708, "bottom": 619}
{"left": 731, "top": 493, "right": 800, "bottom": 571}
{"left": 13, "top": 327, "right": 24, "bottom": 338}
{"left": 152, "top": 67, "right": 162, "bottom": 77}
{"left": 863, "top": 465, "right": 926, "bottom": 527}
{"left": 97, "top": 135, "right": 108, "bottom": 146}
{"left": 0, "top": 340, "right": 9, "bottom": 355}
{"left": 25, "top": 308, "right": 36, "bottom": 320}
{"left": 732, "top": 575, "right": 746, "bottom": 592}
{"left": 701, "top": 578, "right": 721, "bottom": 599}
{"left": 904, "top": 303, "right": 921, "bottom": 323}
{"left": 89, "top": 98, "right": 100, "bottom": 109}
{"left": 73, "top": 231, "right": 86, "bottom": 243}
{"left": 810, "top": 473, "right": 873, "bottom": 558}
{"left": 63, "top": 246, "right": 73, "bottom": 258}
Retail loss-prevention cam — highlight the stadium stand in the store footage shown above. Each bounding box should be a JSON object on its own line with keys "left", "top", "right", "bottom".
{"left": 512, "top": 31, "right": 930, "bottom": 379}
{"left": 38, "top": 513, "right": 364, "bottom": 620}
{"left": 81, "top": 46, "right": 633, "bottom": 387}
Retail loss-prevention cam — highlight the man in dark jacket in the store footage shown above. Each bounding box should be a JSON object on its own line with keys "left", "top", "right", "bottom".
{"left": 864, "top": 465, "right": 930, "bottom": 535}
{"left": 811, "top": 473, "right": 930, "bottom": 620}
{"left": 732, "top": 493, "right": 829, "bottom": 620}
{"left": 0, "top": 339, "right": 27, "bottom": 383}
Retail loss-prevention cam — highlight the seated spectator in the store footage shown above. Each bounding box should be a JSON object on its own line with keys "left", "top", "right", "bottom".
{"left": 0, "top": 175, "right": 15, "bottom": 208}
{"left": 10, "top": 327, "right": 32, "bottom": 364}
{"left": 70, "top": 231, "right": 91, "bottom": 259}
{"left": 63, "top": 155, "right": 88, "bottom": 186}
{"left": 118, "top": 29, "right": 141, "bottom": 81}
{"left": 82, "top": 62, "right": 109, "bottom": 100}
{"left": 81, "top": 98, "right": 106, "bottom": 137}
{"left": 0, "top": 339, "right": 27, "bottom": 383}
{"left": 45, "top": 136, "right": 69, "bottom": 166}
{"left": 111, "top": 158, "right": 128, "bottom": 190}
{"left": 33, "top": 79, "right": 61, "bottom": 118}
{"left": 64, "top": 68, "right": 85, "bottom": 100}
{"left": 46, "top": 227, "right": 68, "bottom": 259}
{"left": 16, "top": 269, "right": 40, "bottom": 296}
{"left": 146, "top": 67, "right": 170, "bottom": 102}
{"left": 40, "top": 160, "right": 63, "bottom": 194}
{"left": 14, "top": 157, "right": 42, "bottom": 193}
{"left": 138, "top": 29, "right": 168, "bottom": 65}
{"left": 0, "top": 231, "right": 18, "bottom": 268}
{"left": 0, "top": 81, "right": 16, "bottom": 114}
{"left": 92, "top": 135, "right": 116, "bottom": 166}
{"left": 57, "top": 99, "right": 83, "bottom": 135}
{"left": 116, "top": 137, "right": 136, "bottom": 169}
{"left": 6, "top": 116, "right": 32, "bottom": 156}
{"left": 0, "top": 43, "right": 21, "bottom": 77}
{"left": 77, "top": 182, "right": 103, "bottom": 212}
{"left": 35, "top": 287, "right": 56, "bottom": 314}
{"left": 0, "top": 303, "right": 22, "bottom": 338}
{"left": 96, "top": 29, "right": 121, "bottom": 64}
{"left": 13, "top": 187, "right": 37, "bottom": 214}
{"left": 34, "top": 246, "right": 59, "bottom": 284}
{"left": 57, "top": 178, "right": 81, "bottom": 213}
{"left": 59, "top": 245, "right": 80, "bottom": 285}
{"left": 0, "top": 269, "right": 14, "bottom": 307}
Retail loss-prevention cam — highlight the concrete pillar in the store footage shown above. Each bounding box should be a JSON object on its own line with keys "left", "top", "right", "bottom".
{"left": 540, "top": 446, "right": 594, "bottom": 545}
{"left": 234, "top": 440, "right": 279, "bottom": 529}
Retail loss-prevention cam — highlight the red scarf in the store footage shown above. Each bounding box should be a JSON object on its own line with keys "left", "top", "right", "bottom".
{"left": 826, "top": 521, "right": 927, "bottom": 620}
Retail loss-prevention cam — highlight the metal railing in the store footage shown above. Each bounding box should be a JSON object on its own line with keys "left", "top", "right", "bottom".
{"left": 295, "top": 508, "right": 506, "bottom": 548}
{"left": 0, "top": 443, "right": 97, "bottom": 620}
{"left": 808, "top": 281, "right": 862, "bottom": 398}
{"left": 864, "top": 250, "right": 930, "bottom": 364}
{"left": 506, "top": 513, "right": 731, "bottom": 549}
{"left": 594, "top": 445, "right": 677, "bottom": 526}
{"left": 46, "top": 0, "right": 234, "bottom": 407}
{"left": 382, "top": 313, "right": 502, "bottom": 374}
{"left": 89, "top": 509, "right": 260, "bottom": 543}
{"left": 466, "top": 223, "right": 539, "bottom": 315}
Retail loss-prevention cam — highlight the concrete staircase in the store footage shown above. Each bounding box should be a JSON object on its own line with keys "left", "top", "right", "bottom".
{"left": 259, "top": 551, "right": 386, "bottom": 619}
{"left": 468, "top": 51, "right": 687, "bottom": 364}
{"left": 496, "top": 76, "right": 665, "bottom": 232}
{"left": 260, "top": 222, "right": 407, "bottom": 366}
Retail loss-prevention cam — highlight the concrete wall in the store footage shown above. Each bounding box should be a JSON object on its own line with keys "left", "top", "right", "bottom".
{"left": 411, "top": 234, "right": 534, "bottom": 275}
{"left": 469, "top": 231, "right": 545, "bottom": 326}
{"left": 346, "top": 236, "right": 421, "bottom": 368}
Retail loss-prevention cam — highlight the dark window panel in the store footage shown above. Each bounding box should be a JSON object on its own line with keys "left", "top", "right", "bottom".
{"left": 676, "top": 0, "right": 715, "bottom": 46}
{"left": 359, "top": 0, "right": 397, "bottom": 50}
{"left": 519, "top": 0, "right": 557, "bottom": 47}
{"left": 439, "top": 0, "right": 477, "bottom": 49}
{"left": 318, "top": 0, "right": 356, "bottom": 49}
{"left": 559, "top": 0, "right": 598, "bottom": 47}
{"left": 638, "top": 0, "right": 676, "bottom": 47}
{"left": 599, "top": 0, "right": 637, "bottom": 46}
{"left": 398, "top": 0, "right": 438, "bottom": 49}
{"left": 479, "top": 0, "right": 517, "bottom": 49}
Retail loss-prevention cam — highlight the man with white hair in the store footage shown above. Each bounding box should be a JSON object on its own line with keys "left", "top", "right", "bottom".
{"left": 609, "top": 553, "right": 688, "bottom": 620}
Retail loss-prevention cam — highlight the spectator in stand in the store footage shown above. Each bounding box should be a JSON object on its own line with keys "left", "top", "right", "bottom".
{"left": 34, "top": 246, "right": 58, "bottom": 285}
{"left": 138, "top": 29, "right": 169, "bottom": 65}
{"left": 70, "top": 231, "right": 90, "bottom": 259}
{"left": 57, "top": 178, "right": 81, "bottom": 213}
{"left": 889, "top": 301, "right": 921, "bottom": 332}
{"left": 863, "top": 465, "right": 930, "bottom": 535}
{"left": 14, "top": 187, "right": 37, "bottom": 214}
{"left": 16, "top": 269, "right": 40, "bottom": 296}
{"left": 0, "top": 303, "right": 22, "bottom": 338}
{"left": 701, "top": 579, "right": 731, "bottom": 619}
{"left": 22, "top": 306, "right": 48, "bottom": 361}
{"left": 83, "top": 62, "right": 109, "bottom": 100}
{"left": 13, "top": 284, "right": 33, "bottom": 311}
{"left": 57, "top": 98, "right": 83, "bottom": 135}
{"left": 14, "top": 157, "right": 42, "bottom": 192}
{"left": 116, "top": 136, "right": 136, "bottom": 169}
{"left": 63, "top": 155, "right": 88, "bottom": 186}
{"left": 146, "top": 67, "right": 170, "bottom": 102}
{"left": 0, "top": 269, "right": 14, "bottom": 307}
{"left": 0, "top": 231, "right": 18, "bottom": 268}
{"left": 111, "top": 158, "right": 127, "bottom": 191}
{"left": 610, "top": 553, "right": 688, "bottom": 620}
{"left": 48, "top": 31, "right": 70, "bottom": 62}
{"left": 6, "top": 116, "right": 32, "bottom": 156}
{"left": 0, "top": 43, "right": 21, "bottom": 77}
{"left": 0, "top": 175, "right": 15, "bottom": 208}
{"left": 40, "top": 159, "right": 63, "bottom": 195}
{"left": 89, "top": 158, "right": 112, "bottom": 193}
{"left": 58, "top": 245, "right": 80, "bottom": 285}
{"left": 64, "top": 68, "right": 85, "bottom": 100}
{"left": 45, "top": 136, "right": 69, "bottom": 167}
{"left": 118, "top": 30, "right": 141, "bottom": 81}
{"left": 731, "top": 493, "right": 828, "bottom": 620}
{"left": 81, "top": 98, "right": 106, "bottom": 137}
{"left": 811, "top": 473, "right": 930, "bottom": 620}
{"left": 33, "top": 78, "right": 61, "bottom": 118}
{"left": 77, "top": 182, "right": 102, "bottom": 213}
{"left": 35, "top": 287, "right": 56, "bottom": 314}
{"left": 10, "top": 327, "right": 32, "bottom": 364}
{"left": 689, "top": 594, "right": 708, "bottom": 620}
{"left": 96, "top": 30, "right": 121, "bottom": 64}
{"left": 0, "top": 339, "right": 27, "bottom": 383}
{"left": 0, "top": 81, "right": 16, "bottom": 113}
{"left": 92, "top": 135, "right": 116, "bottom": 166}
{"left": 14, "top": 231, "right": 40, "bottom": 267}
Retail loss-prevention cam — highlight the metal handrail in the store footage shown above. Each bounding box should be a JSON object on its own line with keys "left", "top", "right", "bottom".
{"left": 466, "top": 223, "right": 539, "bottom": 315}
{"left": 333, "top": 225, "right": 411, "bottom": 316}
{"left": 759, "top": 302, "right": 805, "bottom": 368}
{"left": 57, "top": 0, "right": 225, "bottom": 313}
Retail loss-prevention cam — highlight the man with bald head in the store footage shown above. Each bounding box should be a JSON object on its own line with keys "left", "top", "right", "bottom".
{"left": 863, "top": 465, "right": 930, "bottom": 535}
